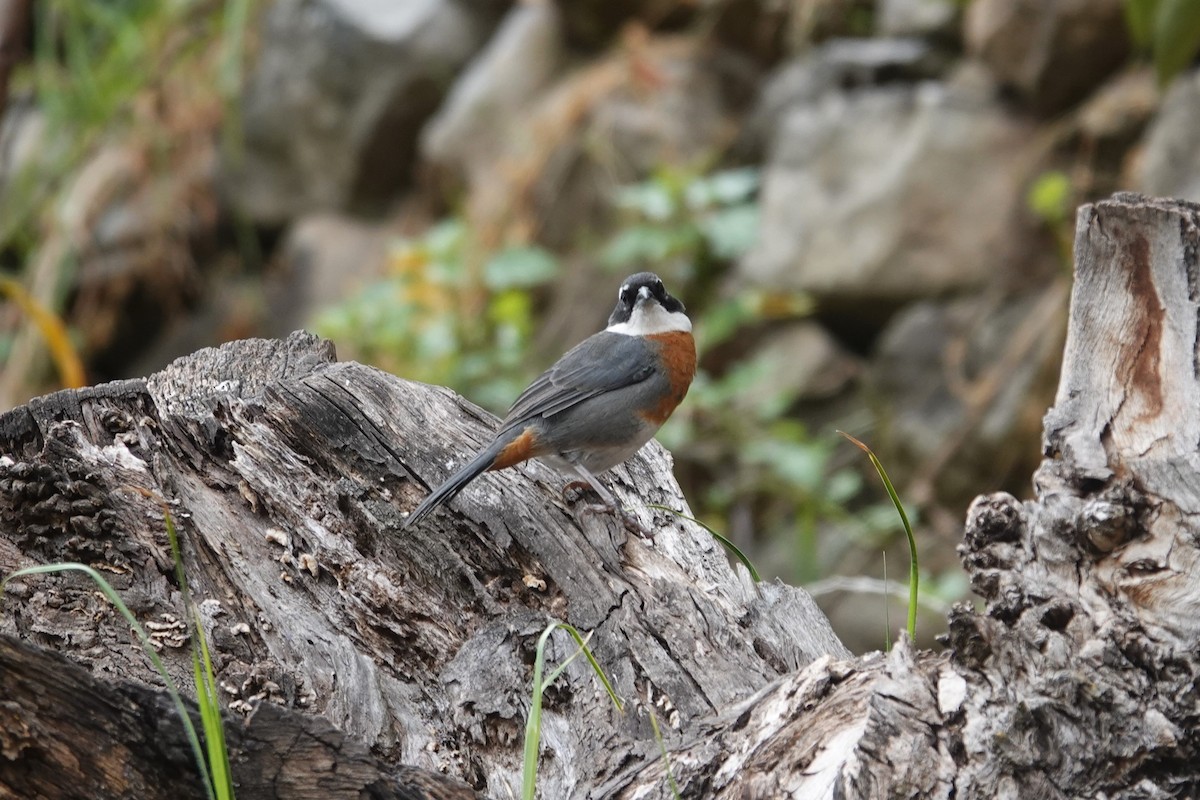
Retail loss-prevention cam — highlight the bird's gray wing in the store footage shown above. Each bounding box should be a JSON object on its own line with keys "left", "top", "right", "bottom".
{"left": 501, "top": 331, "right": 657, "bottom": 428}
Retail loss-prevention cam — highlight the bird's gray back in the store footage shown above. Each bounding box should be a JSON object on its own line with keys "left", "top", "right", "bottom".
{"left": 501, "top": 331, "right": 659, "bottom": 431}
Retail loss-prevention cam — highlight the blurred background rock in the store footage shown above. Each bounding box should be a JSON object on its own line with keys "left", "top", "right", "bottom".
{"left": 1, "top": 0, "right": 1196, "bottom": 652}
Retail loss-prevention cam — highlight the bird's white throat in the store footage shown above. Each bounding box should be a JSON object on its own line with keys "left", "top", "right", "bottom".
{"left": 607, "top": 302, "right": 692, "bottom": 336}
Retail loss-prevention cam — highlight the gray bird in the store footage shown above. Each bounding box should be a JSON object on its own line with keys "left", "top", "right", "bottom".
{"left": 403, "top": 272, "right": 695, "bottom": 528}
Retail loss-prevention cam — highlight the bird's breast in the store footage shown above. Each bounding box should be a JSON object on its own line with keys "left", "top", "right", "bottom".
{"left": 638, "top": 330, "right": 697, "bottom": 425}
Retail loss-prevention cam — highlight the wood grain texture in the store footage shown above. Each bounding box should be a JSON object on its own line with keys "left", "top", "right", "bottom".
{"left": 0, "top": 331, "right": 845, "bottom": 798}
{"left": 0, "top": 633, "right": 479, "bottom": 799}
{"left": 5, "top": 194, "right": 1200, "bottom": 798}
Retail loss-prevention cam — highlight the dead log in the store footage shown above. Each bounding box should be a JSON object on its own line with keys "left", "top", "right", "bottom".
{"left": 0, "top": 330, "right": 844, "bottom": 798}
{"left": 0, "top": 633, "right": 475, "bottom": 799}
{"left": 2, "top": 192, "right": 1199, "bottom": 798}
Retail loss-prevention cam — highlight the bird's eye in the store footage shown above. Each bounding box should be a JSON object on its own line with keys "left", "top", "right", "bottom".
{"left": 655, "top": 280, "right": 664, "bottom": 294}
{"left": 619, "top": 286, "right": 632, "bottom": 303}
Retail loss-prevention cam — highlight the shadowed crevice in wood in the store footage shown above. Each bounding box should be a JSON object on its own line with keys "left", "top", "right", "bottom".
{"left": 5, "top": 195, "right": 1200, "bottom": 797}
{"left": 0, "top": 330, "right": 845, "bottom": 798}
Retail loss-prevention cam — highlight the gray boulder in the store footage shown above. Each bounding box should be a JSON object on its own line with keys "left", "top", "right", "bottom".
{"left": 1135, "top": 68, "right": 1200, "bottom": 203}
{"left": 264, "top": 212, "right": 391, "bottom": 337}
{"left": 868, "top": 289, "right": 1064, "bottom": 509}
{"left": 223, "top": 0, "right": 507, "bottom": 225}
{"left": 743, "top": 75, "right": 1033, "bottom": 303}
{"left": 876, "top": 0, "right": 959, "bottom": 39}
{"left": 420, "top": 2, "right": 566, "bottom": 187}
{"left": 965, "top": 0, "right": 1130, "bottom": 115}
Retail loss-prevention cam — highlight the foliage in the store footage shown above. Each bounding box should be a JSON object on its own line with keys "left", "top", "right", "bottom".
{"left": 314, "top": 221, "right": 561, "bottom": 412}
{"left": 164, "top": 510, "right": 235, "bottom": 800}
{"left": 6, "top": 0, "right": 245, "bottom": 245}
{"left": 1, "top": 0, "right": 250, "bottom": 391}
{"left": 602, "top": 165, "right": 761, "bottom": 289}
{"left": 1124, "top": 0, "right": 1200, "bottom": 85}
{"left": 663, "top": 388, "right": 900, "bottom": 583}
{"left": 1026, "top": 171, "right": 1072, "bottom": 228}
{"left": 1026, "top": 170, "right": 1075, "bottom": 269}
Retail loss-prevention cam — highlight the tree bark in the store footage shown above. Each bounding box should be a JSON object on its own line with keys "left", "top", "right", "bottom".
{"left": 2, "top": 192, "right": 1199, "bottom": 798}
{"left": 0, "top": 330, "right": 844, "bottom": 798}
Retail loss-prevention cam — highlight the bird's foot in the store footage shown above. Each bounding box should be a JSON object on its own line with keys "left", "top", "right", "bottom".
{"left": 561, "top": 481, "right": 653, "bottom": 539}
{"left": 561, "top": 480, "right": 600, "bottom": 505}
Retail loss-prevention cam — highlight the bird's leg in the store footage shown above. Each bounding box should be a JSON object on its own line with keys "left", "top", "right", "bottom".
{"left": 572, "top": 464, "right": 617, "bottom": 505}
{"left": 563, "top": 464, "right": 651, "bottom": 539}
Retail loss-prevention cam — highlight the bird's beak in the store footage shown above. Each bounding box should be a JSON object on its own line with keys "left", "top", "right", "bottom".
{"left": 637, "top": 286, "right": 652, "bottom": 302}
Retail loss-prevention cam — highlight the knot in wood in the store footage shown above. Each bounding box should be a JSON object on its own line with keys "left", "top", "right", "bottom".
{"left": 1078, "top": 498, "right": 1137, "bottom": 553}
{"left": 945, "top": 603, "right": 993, "bottom": 669}
{"left": 963, "top": 492, "right": 1024, "bottom": 549}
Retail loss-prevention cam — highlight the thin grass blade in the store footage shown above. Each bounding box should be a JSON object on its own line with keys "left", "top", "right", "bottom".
{"left": 521, "top": 623, "right": 557, "bottom": 800}
{"left": 0, "top": 276, "right": 86, "bottom": 388}
{"left": 647, "top": 505, "right": 761, "bottom": 583}
{"left": 648, "top": 708, "right": 682, "bottom": 799}
{"left": 838, "top": 431, "right": 918, "bottom": 640}
{"left": 2, "top": 563, "right": 217, "bottom": 800}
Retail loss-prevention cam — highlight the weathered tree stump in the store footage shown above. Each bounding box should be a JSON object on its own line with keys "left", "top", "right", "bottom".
{"left": 2, "top": 192, "right": 1199, "bottom": 798}
{"left": 0, "top": 330, "right": 844, "bottom": 798}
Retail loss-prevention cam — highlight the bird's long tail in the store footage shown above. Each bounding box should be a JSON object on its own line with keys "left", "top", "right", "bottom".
{"left": 402, "top": 444, "right": 503, "bottom": 528}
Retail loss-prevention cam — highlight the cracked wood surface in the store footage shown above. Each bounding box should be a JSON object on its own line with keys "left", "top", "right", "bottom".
{"left": 599, "top": 194, "right": 1200, "bottom": 798}
{"left": 0, "top": 633, "right": 472, "bottom": 800}
{"left": 4, "top": 193, "right": 1200, "bottom": 798}
{"left": 0, "top": 330, "right": 844, "bottom": 798}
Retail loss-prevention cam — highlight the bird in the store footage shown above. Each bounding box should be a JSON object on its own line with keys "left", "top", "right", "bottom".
{"left": 403, "top": 271, "right": 695, "bottom": 530}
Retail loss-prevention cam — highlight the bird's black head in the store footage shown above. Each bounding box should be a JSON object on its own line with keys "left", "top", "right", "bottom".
{"left": 607, "top": 272, "right": 686, "bottom": 327}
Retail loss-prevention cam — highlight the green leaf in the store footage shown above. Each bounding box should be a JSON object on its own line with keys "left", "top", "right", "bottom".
{"left": 1153, "top": 0, "right": 1200, "bottom": 84}
{"left": 1026, "top": 171, "right": 1071, "bottom": 225}
{"left": 614, "top": 181, "right": 677, "bottom": 221}
{"left": 424, "top": 219, "right": 466, "bottom": 263}
{"left": 745, "top": 439, "right": 828, "bottom": 491}
{"left": 697, "top": 296, "right": 754, "bottom": 349}
{"left": 484, "top": 246, "right": 559, "bottom": 289}
{"left": 488, "top": 288, "right": 533, "bottom": 327}
{"left": 700, "top": 205, "right": 760, "bottom": 259}
{"left": 703, "top": 167, "right": 760, "bottom": 206}
{"left": 1124, "top": 0, "right": 1160, "bottom": 48}
{"left": 825, "top": 468, "right": 863, "bottom": 505}
{"left": 602, "top": 226, "right": 679, "bottom": 267}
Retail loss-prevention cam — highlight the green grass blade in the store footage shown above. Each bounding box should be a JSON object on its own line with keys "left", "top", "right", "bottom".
{"left": 163, "top": 511, "right": 235, "bottom": 799}
{"left": 543, "top": 629, "right": 591, "bottom": 687}
{"left": 521, "top": 621, "right": 623, "bottom": 800}
{"left": 1, "top": 563, "right": 217, "bottom": 800}
{"left": 648, "top": 708, "right": 682, "bottom": 799}
{"left": 646, "top": 505, "right": 761, "bottom": 583}
{"left": 193, "top": 607, "right": 234, "bottom": 800}
{"left": 521, "top": 623, "right": 556, "bottom": 800}
{"left": 838, "top": 432, "right": 918, "bottom": 641}
{"left": 553, "top": 623, "right": 623, "bottom": 712}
